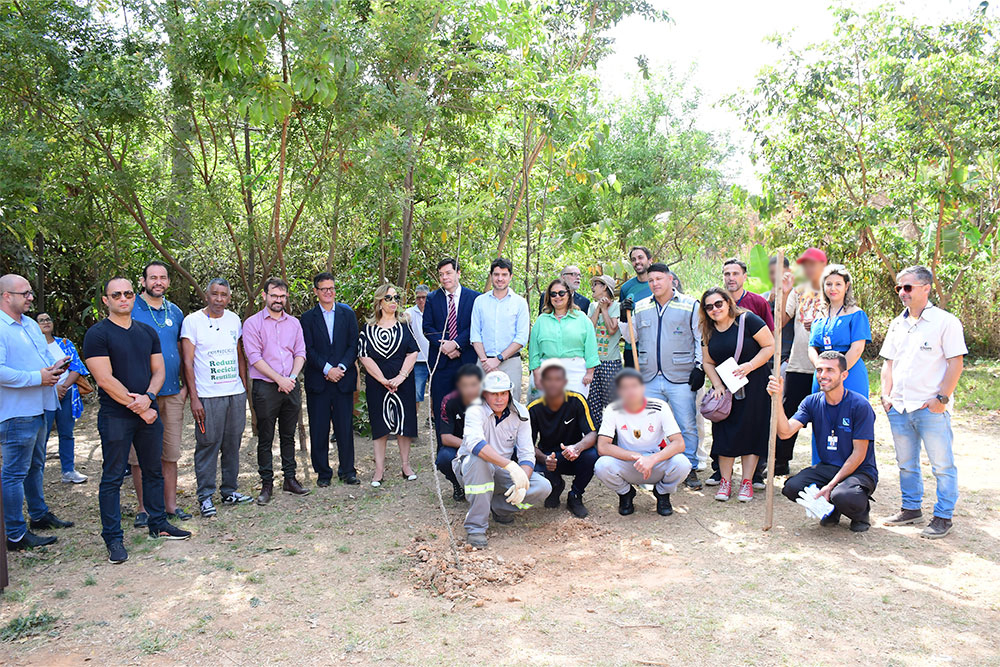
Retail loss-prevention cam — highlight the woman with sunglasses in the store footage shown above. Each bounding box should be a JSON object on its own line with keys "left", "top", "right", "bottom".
{"left": 36, "top": 313, "right": 90, "bottom": 484}
{"left": 528, "top": 278, "right": 599, "bottom": 399}
{"left": 359, "top": 284, "right": 420, "bottom": 487}
{"left": 701, "top": 287, "right": 775, "bottom": 502}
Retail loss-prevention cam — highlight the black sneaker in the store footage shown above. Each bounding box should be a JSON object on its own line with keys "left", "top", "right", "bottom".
{"left": 684, "top": 470, "right": 703, "bottom": 491}
{"left": 7, "top": 531, "right": 57, "bottom": 551}
{"left": 884, "top": 508, "right": 923, "bottom": 526}
{"left": 617, "top": 486, "right": 636, "bottom": 516}
{"left": 850, "top": 518, "right": 871, "bottom": 533}
{"left": 29, "top": 511, "right": 74, "bottom": 530}
{"left": 133, "top": 512, "right": 149, "bottom": 528}
{"left": 544, "top": 477, "right": 565, "bottom": 509}
{"left": 566, "top": 491, "right": 589, "bottom": 519}
{"left": 820, "top": 511, "right": 842, "bottom": 527}
{"left": 168, "top": 508, "right": 193, "bottom": 521}
{"left": 773, "top": 462, "right": 790, "bottom": 477}
{"left": 491, "top": 510, "right": 515, "bottom": 525}
{"left": 199, "top": 498, "right": 217, "bottom": 518}
{"left": 704, "top": 470, "right": 722, "bottom": 487}
{"left": 920, "top": 516, "right": 953, "bottom": 539}
{"left": 752, "top": 471, "right": 766, "bottom": 490}
{"left": 221, "top": 491, "right": 254, "bottom": 505}
{"left": 654, "top": 490, "right": 673, "bottom": 516}
{"left": 150, "top": 522, "right": 192, "bottom": 541}
{"left": 107, "top": 540, "right": 128, "bottom": 564}
{"left": 452, "top": 482, "right": 466, "bottom": 502}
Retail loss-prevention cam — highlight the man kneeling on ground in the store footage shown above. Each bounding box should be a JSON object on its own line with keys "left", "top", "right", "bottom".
{"left": 454, "top": 371, "right": 552, "bottom": 548}
{"left": 767, "top": 351, "right": 878, "bottom": 532}
{"left": 594, "top": 368, "right": 691, "bottom": 517}
{"left": 528, "top": 359, "right": 597, "bottom": 518}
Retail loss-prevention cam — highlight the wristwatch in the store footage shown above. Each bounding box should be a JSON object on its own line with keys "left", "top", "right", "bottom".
{"left": 145, "top": 391, "right": 157, "bottom": 403}
{"left": 935, "top": 394, "right": 949, "bottom": 405}
{"left": 496, "top": 353, "right": 505, "bottom": 362}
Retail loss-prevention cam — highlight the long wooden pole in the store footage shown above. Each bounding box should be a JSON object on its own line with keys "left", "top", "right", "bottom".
{"left": 625, "top": 309, "right": 640, "bottom": 371}
{"left": 763, "top": 249, "right": 785, "bottom": 531}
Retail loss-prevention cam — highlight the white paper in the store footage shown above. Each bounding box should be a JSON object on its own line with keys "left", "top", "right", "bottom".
{"left": 715, "top": 357, "right": 749, "bottom": 393}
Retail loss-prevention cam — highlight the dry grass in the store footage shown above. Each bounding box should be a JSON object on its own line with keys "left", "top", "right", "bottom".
{"left": 1, "top": 405, "right": 998, "bottom": 666}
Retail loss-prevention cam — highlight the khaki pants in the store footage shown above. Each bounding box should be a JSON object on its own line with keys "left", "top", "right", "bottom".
{"left": 478, "top": 356, "right": 523, "bottom": 403}
{"left": 129, "top": 391, "right": 186, "bottom": 465}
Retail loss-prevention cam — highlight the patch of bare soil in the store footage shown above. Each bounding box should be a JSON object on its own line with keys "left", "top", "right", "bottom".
{"left": 407, "top": 537, "right": 536, "bottom": 601}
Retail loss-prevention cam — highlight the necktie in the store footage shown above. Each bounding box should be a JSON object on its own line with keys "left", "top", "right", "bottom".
{"left": 447, "top": 293, "right": 458, "bottom": 339}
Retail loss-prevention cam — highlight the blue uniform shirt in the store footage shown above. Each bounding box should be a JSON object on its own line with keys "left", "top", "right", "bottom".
{"left": 132, "top": 296, "right": 184, "bottom": 396}
{"left": 793, "top": 389, "right": 878, "bottom": 483}
{"left": 0, "top": 310, "right": 57, "bottom": 421}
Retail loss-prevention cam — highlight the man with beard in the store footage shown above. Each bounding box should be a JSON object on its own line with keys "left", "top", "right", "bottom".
{"left": 538, "top": 265, "right": 591, "bottom": 314}
{"left": 619, "top": 247, "right": 654, "bottom": 369}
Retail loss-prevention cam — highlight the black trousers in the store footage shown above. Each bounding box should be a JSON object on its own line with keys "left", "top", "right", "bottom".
{"left": 782, "top": 463, "right": 876, "bottom": 522}
{"left": 623, "top": 348, "right": 636, "bottom": 371}
{"left": 430, "top": 362, "right": 459, "bottom": 449}
{"left": 306, "top": 387, "right": 355, "bottom": 481}
{"left": 533, "top": 446, "right": 598, "bottom": 496}
{"left": 98, "top": 411, "right": 165, "bottom": 543}
{"left": 776, "top": 371, "right": 813, "bottom": 467}
{"left": 252, "top": 379, "right": 301, "bottom": 484}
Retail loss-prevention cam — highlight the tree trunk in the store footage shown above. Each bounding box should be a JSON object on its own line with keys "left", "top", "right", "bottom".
{"left": 33, "top": 232, "right": 45, "bottom": 313}
{"left": 397, "top": 163, "right": 415, "bottom": 289}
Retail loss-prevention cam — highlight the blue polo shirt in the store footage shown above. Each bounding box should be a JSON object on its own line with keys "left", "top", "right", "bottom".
{"left": 619, "top": 276, "right": 652, "bottom": 350}
{"left": 793, "top": 389, "right": 878, "bottom": 483}
{"left": 0, "top": 310, "right": 58, "bottom": 421}
{"left": 132, "top": 296, "right": 184, "bottom": 396}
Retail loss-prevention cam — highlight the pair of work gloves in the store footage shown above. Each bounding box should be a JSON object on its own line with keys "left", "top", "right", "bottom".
{"left": 621, "top": 297, "right": 705, "bottom": 391}
{"left": 795, "top": 483, "right": 836, "bottom": 520}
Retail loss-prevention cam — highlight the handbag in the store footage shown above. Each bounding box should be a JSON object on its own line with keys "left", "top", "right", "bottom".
{"left": 75, "top": 375, "right": 94, "bottom": 396}
{"left": 700, "top": 313, "right": 746, "bottom": 423}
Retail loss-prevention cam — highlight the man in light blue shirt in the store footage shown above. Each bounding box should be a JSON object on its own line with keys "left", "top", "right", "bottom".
{"left": 1, "top": 274, "right": 74, "bottom": 550}
{"left": 471, "top": 258, "right": 529, "bottom": 402}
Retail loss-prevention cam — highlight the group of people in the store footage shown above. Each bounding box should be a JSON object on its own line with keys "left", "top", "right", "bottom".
{"left": 0, "top": 244, "right": 966, "bottom": 558}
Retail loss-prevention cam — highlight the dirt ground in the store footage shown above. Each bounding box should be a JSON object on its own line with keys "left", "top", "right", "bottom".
{"left": 1, "top": 402, "right": 999, "bottom": 666}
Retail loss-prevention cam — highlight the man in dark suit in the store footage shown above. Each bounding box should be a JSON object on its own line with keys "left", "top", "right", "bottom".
{"left": 423, "top": 258, "right": 480, "bottom": 491}
{"left": 301, "top": 273, "right": 359, "bottom": 486}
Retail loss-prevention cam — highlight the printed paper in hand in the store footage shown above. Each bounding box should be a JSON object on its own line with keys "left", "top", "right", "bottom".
{"left": 715, "top": 357, "right": 749, "bottom": 394}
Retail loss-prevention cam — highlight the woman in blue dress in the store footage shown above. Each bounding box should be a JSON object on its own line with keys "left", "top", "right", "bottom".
{"left": 808, "top": 264, "right": 872, "bottom": 461}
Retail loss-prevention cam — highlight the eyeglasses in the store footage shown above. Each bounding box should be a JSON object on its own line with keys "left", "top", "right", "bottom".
{"left": 315, "top": 287, "right": 335, "bottom": 294}
{"left": 415, "top": 294, "right": 427, "bottom": 299}
{"left": 894, "top": 283, "right": 923, "bottom": 294}
{"left": 108, "top": 290, "right": 136, "bottom": 300}
{"left": 549, "top": 290, "right": 568, "bottom": 298}
{"left": 4, "top": 290, "right": 34, "bottom": 299}
{"left": 383, "top": 294, "right": 401, "bottom": 303}
{"left": 704, "top": 300, "right": 726, "bottom": 311}
{"left": 36, "top": 317, "right": 52, "bottom": 323}
{"left": 562, "top": 272, "right": 581, "bottom": 278}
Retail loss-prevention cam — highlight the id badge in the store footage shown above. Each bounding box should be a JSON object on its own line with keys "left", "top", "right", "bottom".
{"left": 822, "top": 335, "right": 832, "bottom": 348}
{"left": 827, "top": 434, "right": 838, "bottom": 451}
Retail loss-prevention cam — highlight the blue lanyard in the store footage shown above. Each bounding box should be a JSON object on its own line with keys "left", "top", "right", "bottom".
{"left": 822, "top": 305, "right": 845, "bottom": 347}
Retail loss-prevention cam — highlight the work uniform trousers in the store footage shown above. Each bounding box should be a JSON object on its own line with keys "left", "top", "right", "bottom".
{"left": 194, "top": 392, "right": 246, "bottom": 501}
{"left": 594, "top": 453, "right": 692, "bottom": 496}
{"left": 453, "top": 455, "right": 552, "bottom": 536}
{"left": 782, "top": 463, "right": 876, "bottom": 522}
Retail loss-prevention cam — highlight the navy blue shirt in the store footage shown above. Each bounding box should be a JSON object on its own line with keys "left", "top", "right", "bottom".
{"left": 793, "top": 389, "right": 878, "bottom": 483}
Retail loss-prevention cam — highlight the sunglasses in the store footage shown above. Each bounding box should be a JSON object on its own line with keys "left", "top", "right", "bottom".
{"left": 894, "top": 283, "right": 923, "bottom": 294}
{"left": 704, "top": 300, "right": 726, "bottom": 311}
{"left": 549, "top": 290, "right": 568, "bottom": 298}
{"left": 108, "top": 290, "right": 136, "bottom": 300}
{"left": 383, "top": 294, "right": 401, "bottom": 303}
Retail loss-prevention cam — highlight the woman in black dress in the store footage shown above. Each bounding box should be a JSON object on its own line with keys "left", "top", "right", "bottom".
{"left": 700, "top": 287, "right": 775, "bottom": 503}
{"left": 359, "top": 284, "right": 419, "bottom": 487}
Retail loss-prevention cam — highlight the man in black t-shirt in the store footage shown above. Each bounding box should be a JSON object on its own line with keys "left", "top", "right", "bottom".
{"left": 83, "top": 277, "right": 191, "bottom": 564}
{"left": 527, "top": 360, "right": 597, "bottom": 518}
{"left": 437, "top": 364, "right": 483, "bottom": 501}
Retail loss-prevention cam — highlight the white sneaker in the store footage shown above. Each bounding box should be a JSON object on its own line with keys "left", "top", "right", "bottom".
{"left": 61, "top": 470, "right": 88, "bottom": 484}
{"left": 696, "top": 460, "right": 708, "bottom": 472}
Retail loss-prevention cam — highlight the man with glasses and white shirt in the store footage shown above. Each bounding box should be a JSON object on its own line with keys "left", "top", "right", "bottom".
{"left": 880, "top": 265, "right": 966, "bottom": 539}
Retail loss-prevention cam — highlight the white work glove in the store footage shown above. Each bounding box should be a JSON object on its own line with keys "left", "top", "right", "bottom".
{"left": 794, "top": 484, "right": 835, "bottom": 520}
{"left": 503, "top": 461, "right": 530, "bottom": 506}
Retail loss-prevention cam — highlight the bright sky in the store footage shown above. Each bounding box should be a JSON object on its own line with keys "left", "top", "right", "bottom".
{"left": 597, "top": 0, "right": 992, "bottom": 191}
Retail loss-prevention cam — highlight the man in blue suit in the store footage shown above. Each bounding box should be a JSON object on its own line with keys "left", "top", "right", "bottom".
{"left": 301, "top": 273, "right": 359, "bottom": 486}
{"left": 423, "top": 258, "right": 480, "bottom": 496}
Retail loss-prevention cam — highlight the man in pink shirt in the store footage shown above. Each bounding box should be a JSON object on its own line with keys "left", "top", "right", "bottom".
{"left": 242, "top": 278, "right": 309, "bottom": 504}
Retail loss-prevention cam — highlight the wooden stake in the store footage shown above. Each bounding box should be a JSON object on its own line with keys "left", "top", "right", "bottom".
{"left": 763, "top": 249, "right": 785, "bottom": 531}
{"left": 625, "top": 308, "right": 640, "bottom": 371}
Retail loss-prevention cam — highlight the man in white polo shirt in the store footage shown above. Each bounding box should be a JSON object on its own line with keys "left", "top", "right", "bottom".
{"left": 879, "top": 265, "right": 966, "bottom": 539}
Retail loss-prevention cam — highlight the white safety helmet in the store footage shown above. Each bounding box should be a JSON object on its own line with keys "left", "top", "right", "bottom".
{"left": 482, "top": 371, "right": 513, "bottom": 394}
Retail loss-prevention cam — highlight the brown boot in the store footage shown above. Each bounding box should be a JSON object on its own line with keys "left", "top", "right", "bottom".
{"left": 257, "top": 481, "right": 273, "bottom": 506}
{"left": 282, "top": 476, "right": 310, "bottom": 496}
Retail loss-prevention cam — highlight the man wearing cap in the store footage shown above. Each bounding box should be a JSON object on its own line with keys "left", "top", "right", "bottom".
{"left": 775, "top": 247, "right": 828, "bottom": 476}
{"left": 594, "top": 368, "right": 692, "bottom": 517}
{"left": 471, "top": 258, "right": 529, "bottom": 402}
{"left": 454, "top": 371, "right": 552, "bottom": 548}
{"left": 528, "top": 359, "right": 597, "bottom": 518}
{"left": 621, "top": 263, "right": 703, "bottom": 491}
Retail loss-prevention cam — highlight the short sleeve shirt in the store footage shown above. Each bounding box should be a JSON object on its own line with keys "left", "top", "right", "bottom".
{"left": 83, "top": 318, "right": 161, "bottom": 418}
{"left": 527, "top": 392, "right": 596, "bottom": 454}
{"left": 440, "top": 391, "right": 467, "bottom": 440}
{"left": 180, "top": 310, "right": 244, "bottom": 398}
{"left": 792, "top": 390, "right": 878, "bottom": 483}
{"left": 588, "top": 301, "right": 622, "bottom": 362}
{"left": 786, "top": 285, "right": 826, "bottom": 374}
{"left": 598, "top": 398, "right": 680, "bottom": 455}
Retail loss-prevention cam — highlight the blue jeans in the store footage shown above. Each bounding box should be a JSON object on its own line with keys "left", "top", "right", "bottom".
{"left": 887, "top": 407, "right": 958, "bottom": 519}
{"left": 413, "top": 362, "right": 429, "bottom": 403}
{"left": 98, "top": 411, "right": 166, "bottom": 544}
{"left": 45, "top": 391, "right": 77, "bottom": 474}
{"left": 645, "top": 376, "right": 699, "bottom": 469}
{"left": 435, "top": 445, "right": 459, "bottom": 486}
{"left": 1, "top": 413, "right": 51, "bottom": 540}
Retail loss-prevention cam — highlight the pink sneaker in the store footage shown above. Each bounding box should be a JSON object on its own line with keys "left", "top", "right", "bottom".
{"left": 738, "top": 479, "right": 753, "bottom": 502}
{"left": 714, "top": 478, "right": 732, "bottom": 501}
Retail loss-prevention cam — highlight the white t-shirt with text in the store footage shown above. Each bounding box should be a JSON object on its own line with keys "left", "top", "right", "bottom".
{"left": 180, "top": 310, "right": 244, "bottom": 398}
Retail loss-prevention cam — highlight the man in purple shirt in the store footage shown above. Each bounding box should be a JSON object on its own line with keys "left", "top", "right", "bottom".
{"left": 242, "top": 278, "right": 309, "bottom": 504}
{"left": 722, "top": 258, "right": 775, "bottom": 331}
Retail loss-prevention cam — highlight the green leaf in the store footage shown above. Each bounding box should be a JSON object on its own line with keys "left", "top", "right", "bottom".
{"left": 748, "top": 243, "right": 771, "bottom": 287}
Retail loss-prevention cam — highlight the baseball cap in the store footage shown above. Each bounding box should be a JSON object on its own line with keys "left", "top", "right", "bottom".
{"left": 538, "top": 358, "right": 567, "bottom": 377}
{"left": 482, "top": 371, "right": 513, "bottom": 393}
{"left": 796, "top": 248, "right": 828, "bottom": 264}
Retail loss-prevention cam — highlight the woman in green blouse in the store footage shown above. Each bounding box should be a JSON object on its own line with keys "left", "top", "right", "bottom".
{"left": 529, "top": 278, "right": 600, "bottom": 398}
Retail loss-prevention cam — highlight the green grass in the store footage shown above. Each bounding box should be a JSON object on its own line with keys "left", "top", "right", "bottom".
{"left": 0, "top": 610, "right": 58, "bottom": 642}
{"left": 53, "top": 590, "right": 69, "bottom": 600}
{"left": 136, "top": 631, "right": 171, "bottom": 654}
{"left": 83, "top": 575, "right": 97, "bottom": 587}
{"left": 866, "top": 358, "right": 1000, "bottom": 411}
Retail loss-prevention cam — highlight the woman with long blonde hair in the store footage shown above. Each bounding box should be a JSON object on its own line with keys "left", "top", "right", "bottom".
{"left": 359, "top": 283, "right": 420, "bottom": 486}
